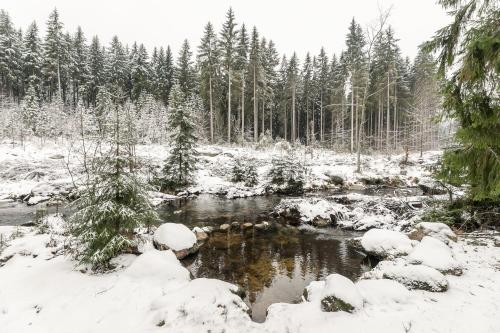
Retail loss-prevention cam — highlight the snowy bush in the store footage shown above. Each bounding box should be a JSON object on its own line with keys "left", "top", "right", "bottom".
{"left": 268, "top": 150, "right": 306, "bottom": 194}
{"left": 231, "top": 157, "right": 258, "bottom": 187}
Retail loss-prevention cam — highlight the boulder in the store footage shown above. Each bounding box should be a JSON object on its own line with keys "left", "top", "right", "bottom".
{"left": 312, "top": 217, "right": 330, "bottom": 228}
{"left": 408, "top": 222, "right": 457, "bottom": 244}
{"left": 419, "top": 182, "right": 447, "bottom": 195}
{"left": 192, "top": 227, "right": 209, "bottom": 242}
{"left": 320, "top": 274, "right": 363, "bottom": 313}
{"left": 219, "top": 224, "right": 231, "bottom": 233}
{"left": 382, "top": 264, "right": 449, "bottom": 292}
{"left": 153, "top": 223, "right": 198, "bottom": 259}
{"left": 254, "top": 221, "right": 270, "bottom": 231}
{"left": 241, "top": 222, "right": 253, "bottom": 230}
{"left": 231, "top": 221, "right": 240, "bottom": 228}
{"left": 408, "top": 236, "right": 462, "bottom": 275}
{"left": 361, "top": 229, "right": 413, "bottom": 259}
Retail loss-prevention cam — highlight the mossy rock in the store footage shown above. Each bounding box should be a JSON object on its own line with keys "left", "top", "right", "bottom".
{"left": 320, "top": 295, "right": 356, "bottom": 313}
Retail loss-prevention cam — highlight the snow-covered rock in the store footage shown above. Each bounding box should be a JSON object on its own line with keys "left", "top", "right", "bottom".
{"left": 153, "top": 223, "right": 198, "bottom": 259}
{"left": 27, "top": 195, "right": 50, "bottom": 205}
{"left": 382, "top": 264, "right": 449, "bottom": 292}
{"left": 274, "top": 198, "right": 348, "bottom": 226}
{"left": 408, "top": 222, "right": 457, "bottom": 244}
{"left": 356, "top": 279, "right": 411, "bottom": 306}
{"left": 360, "top": 229, "right": 413, "bottom": 259}
{"left": 408, "top": 236, "right": 462, "bottom": 275}
{"left": 320, "top": 274, "right": 364, "bottom": 312}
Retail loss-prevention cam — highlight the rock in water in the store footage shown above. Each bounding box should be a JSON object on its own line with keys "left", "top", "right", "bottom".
{"left": 219, "top": 224, "right": 231, "bottom": 233}
{"left": 153, "top": 223, "right": 198, "bottom": 259}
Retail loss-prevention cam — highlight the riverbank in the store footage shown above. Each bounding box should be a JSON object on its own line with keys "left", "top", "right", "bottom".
{"left": 0, "top": 139, "right": 446, "bottom": 205}
{"left": 0, "top": 218, "right": 499, "bottom": 333}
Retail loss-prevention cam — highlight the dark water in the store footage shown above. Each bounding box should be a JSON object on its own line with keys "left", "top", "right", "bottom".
{"left": 157, "top": 194, "right": 369, "bottom": 322}
{"left": 157, "top": 194, "right": 284, "bottom": 228}
{"left": 0, "top": 200, "right": 68, "bottom": 226}
{"left": 183, "top": 226, "right": 368, "bottom": 322}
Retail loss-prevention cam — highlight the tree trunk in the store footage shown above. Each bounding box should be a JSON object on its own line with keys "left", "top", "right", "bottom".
{"left": 253, "top": 65, "right": 258, "bottom": 142}
{"left": 209, "top": 75, "right": 214, "bottom": 142}
{"left": 228, "top": 67, "right": 231, "bottom": 143}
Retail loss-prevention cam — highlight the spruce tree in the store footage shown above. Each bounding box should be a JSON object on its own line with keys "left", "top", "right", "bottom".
{"left": 22, "top": 22, "right": 43, "bottom": 89}
{"left": 198, "top": 22, "right": 219, "bottom": 142}
{"left": 175, "top": 39, "right": 196, "bottom": 98}
{"left": 219, "top": 7, "right": 239, "bottom": 142}
{"left": 130, "top": 43, "right": 150, "bottom": 101}
{"left": 161, "top": 84, "right": 198, "bottom": 190}
{"left": 42, "top": 8, "right": 66, "bottom": 101}
{"left": 70, "top": 96, "right": 158, "bottom": 269}
{"left": 86, "top": 36, "right": 105, "bottom": 106}
{"left": 425, "top": 0, "right": 499, "bottom": 202}
{"left": 22, "top": 83, "right": 39, "bottom": 133}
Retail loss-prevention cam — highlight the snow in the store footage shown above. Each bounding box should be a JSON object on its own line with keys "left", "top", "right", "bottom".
{"left": 153, "top": 223, "right": 196, "bottom": 251}
{"left": 408, "top": 236, "right": 462, "bottom": 274}
{"left": 124, "top": 249, "right": 191, "bottom": 282}
{"left": 360, "top": 229, "right": 413, "bottom": 258}
{"left": 356, "top": 279, "right": 411, "bottom": 306}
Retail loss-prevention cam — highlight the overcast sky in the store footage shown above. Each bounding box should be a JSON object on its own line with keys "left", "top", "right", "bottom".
{"left": 2, "top": 0, "right": 449, "bottom": 60}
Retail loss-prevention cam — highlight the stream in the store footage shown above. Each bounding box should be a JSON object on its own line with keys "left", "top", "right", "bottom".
{"left": 0, "top": 191, "right": 413, "bottom": 322}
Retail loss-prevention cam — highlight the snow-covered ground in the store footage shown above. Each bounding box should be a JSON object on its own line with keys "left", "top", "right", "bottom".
{"left": 0, "top": 219, "right": 499, "bottom": 333}
{"left": 0, "top": 139, "right": 442, "bottom": 202}
{"left": 1, "top": 140, "right": 498, "bottom": 333}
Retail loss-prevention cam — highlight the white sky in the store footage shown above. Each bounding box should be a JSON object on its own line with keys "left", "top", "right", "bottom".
{"left": 2, "top": 0, "right": 449, "bottom": 60}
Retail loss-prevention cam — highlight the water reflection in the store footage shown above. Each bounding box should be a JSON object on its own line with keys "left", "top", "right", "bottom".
{"left": 183, "top": 227, "right": 368, "bottom": 322}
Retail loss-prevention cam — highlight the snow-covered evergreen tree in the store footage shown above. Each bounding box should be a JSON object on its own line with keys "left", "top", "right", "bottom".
{"left": 22, "top": 83, "right": 39, "bottom": 133}
{"left": 70, "top": 99, "right": 158, "bottom": 269}
{"left": 22, "top": 22, "right": 43, "bottom": 89}
{"left": 161, "top": 84, "right": 198, "bottom": 190}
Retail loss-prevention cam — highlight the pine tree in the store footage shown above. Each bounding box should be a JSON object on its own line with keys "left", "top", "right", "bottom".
{"left": 161, "top": 84, "right": 198, "bottom": 190}
{"left": 0, "top": 10, "right": 19, "bottom": 97}
{"left": 175, "top": 39, "right": 196, "bottom": 98}
{"left": 219, "top": 7, "right": 239, "bottom": 142}
{"left": 22, "top": 83, "right": 39, "bottom": 133}
{"left": 42, "top": 8, "right": 67, "bottom": 101}
{"left": 22, "top": 22, "right": 43, "bottom": 89}
{"left": 86, "top": 36, "right": 105, "bottom": 106}
{"left": 248, "top": 26, "right": 261, "bottom": 142}
{"left": 70, "top": 97, "right": 158, "bottom": 269}
{"left": 106, "top": 36, "right": 129, "bottom": 94}
{"left": 425, "top": 0, "right": 499, "bottom": 202}
{"left": 198, "top": 22, "right": 219, "bottom": 142}
{"left": 130, "top": 43, "right": 150, "bottom": 101}
{"left": 70, "top": 26, "right": 89, "bottom": 106}
{"left": 236, "top": 23, "right": 249, "bottom": 141}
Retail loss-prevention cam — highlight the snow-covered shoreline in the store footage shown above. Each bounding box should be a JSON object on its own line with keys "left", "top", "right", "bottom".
{"left": 0, "top": 140, "right": 443, "bottom": 204}
{"left": 0, "top": 217, "right": 499, "bottom": 333}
